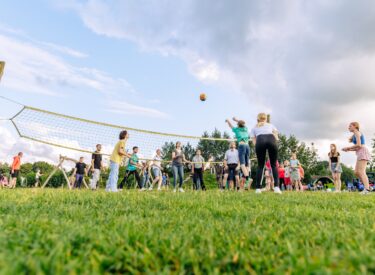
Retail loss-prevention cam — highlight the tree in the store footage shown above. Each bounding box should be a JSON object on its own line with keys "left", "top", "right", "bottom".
{"left": 197, "top": 129, "right": 231, "bottom": 161}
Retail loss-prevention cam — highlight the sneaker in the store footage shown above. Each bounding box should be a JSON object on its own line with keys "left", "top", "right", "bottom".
{"left": 274, "top": 187, "right": 282, "bottom": 194}
{"left": 360, "top": 189, "right": 370, "bottom": 195}
{"left": 157, "top": 188, "right": 162, "bottom": 191}
{"left": 179, "top": 188, "right": 185, "bottom": 193}
{"left": 140, "top": 188, "right": 147, "bottom": 192}
{"left": 255, "top": 189, "right": 262, "bottom": 194}
{"left": 148, "top": 187, "right": 153, "bottom": 191}
{"left": 173, "top": 189, "right": 177, "bottom": 193}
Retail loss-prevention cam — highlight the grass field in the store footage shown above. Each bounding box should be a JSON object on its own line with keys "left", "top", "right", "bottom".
{"left": 0, "top": 190, "right": 375, "bottom": 274}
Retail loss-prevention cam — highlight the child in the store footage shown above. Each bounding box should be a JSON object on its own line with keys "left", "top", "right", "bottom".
{"left": 284, "top": 160, "right": 292, "bottom": 191}
{"left": 278, "top": 163, "right": 285, "bottom": 191}
{"left": 290, "top": 153, "right": 303, "bottom": 191}
{"left": 264, "top": 169, "right": 272, "bottom": 191}
{"left": 0, "top": 174, "right": 9, "bottom": 188}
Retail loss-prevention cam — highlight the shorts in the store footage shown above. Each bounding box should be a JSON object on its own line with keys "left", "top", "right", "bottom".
{"left": 225, "top": 164, "right": 238, "bottom": 181}
{"left": 152, "top": 167, "right": 161, "bottom": 178}
{"left": 330, "top": 163, "right": 342, "bottom": 173}
{"left": 356, "top": 146, "right": 371, "bottom": 161}
{"left": 285, "top": 177, "right": 291, "bottom": 185}
{"left": 238, "top": 143, "right": 250, "bottom": 166}
{"left": 11, "top": 170, "right": 19, "bottom": 178}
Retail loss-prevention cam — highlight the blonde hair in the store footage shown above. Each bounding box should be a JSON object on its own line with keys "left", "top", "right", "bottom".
{"left": 328, "top": 144, "right": 339, "bottom": 157}
{"left": 349, "top": 122, "right": 360, "bottom": 142}
{"left": 257, "top": 113, "right": 268, "bottom": 127}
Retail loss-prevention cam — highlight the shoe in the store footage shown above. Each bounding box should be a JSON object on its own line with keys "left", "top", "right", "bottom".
{"left": 179, "top": 188, "right": 185, "bottom": 193}
{"left": 173, "top": 189, "right": 177, "bottom": 193}
{"left": 148, "top": 187, "right": 153, "bottom": 191}
{"left": 360, "top": 189, "right": 370, "bottom": 195}
{"left": 255, "top": 189, "right": 262, "bottom": 194}
{"left": 140, "top": 188, "right": 147, "bottom": 191}
{"left": 274, "top": 187, "right": 282, "bottom": 194}
{"left": 157, "top": 188, "right": 161, "bottom": 191}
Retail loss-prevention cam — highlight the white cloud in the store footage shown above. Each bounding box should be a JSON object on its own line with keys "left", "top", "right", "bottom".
{"left": 106, "top": 100, "right": 169, "bottom": 119}
{"left": 60, "top": 0, "right": 375, "bottom": 166}
{"left": 0, "top": 31, "right": 131, "bottom": 96}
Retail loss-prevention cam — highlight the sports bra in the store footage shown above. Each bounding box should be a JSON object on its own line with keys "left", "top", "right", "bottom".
{"left": 352, "top": 134, "right": 365, "bottom": 145}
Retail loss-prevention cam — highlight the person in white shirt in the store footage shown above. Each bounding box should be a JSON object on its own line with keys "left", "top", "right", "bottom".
{"left": 250, "top": 113, "right": 282, "bottom": 194}
{"left": 222, "top": 142, "right": 240, "bottom": 190}
{"left": 149, "top": 149, "right": 163, "bottom": 191}
{"left": 191, "top": 149, "right": 206, "bottom": 190}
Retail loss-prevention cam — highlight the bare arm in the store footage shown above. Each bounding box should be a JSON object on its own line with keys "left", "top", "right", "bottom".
{"left": 343, "top": 132, "right": 362, "bottom": 151}
{"left": 225, "top": 119, "right": 234, "bottom": 129}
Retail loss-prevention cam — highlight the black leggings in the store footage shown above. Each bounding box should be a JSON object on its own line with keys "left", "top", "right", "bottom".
{"left": 193, "top": 168, "right": 206, "bottom": 190}
{"left": 119, "top": 170, "right": 142, "bottom": 189}
{"left": 255, "top": 134, "right": 279, "bottom": 189}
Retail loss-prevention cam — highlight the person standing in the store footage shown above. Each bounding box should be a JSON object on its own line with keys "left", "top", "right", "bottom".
{"left": 226, "top": 117, "right": 250, "bottom": 184}
{"left": 328, "top": 144, "right": 342, "bottom": 193}
{"left": 342, "top": 122, "right": 371, "bottom": 194}
{"left": 172, "top": 142, "right": 188, "bottom": 192}
{"left": 250, "top": 113, "right": 282, "bottom": 194}
{"left": 90, "top": 144, "right": 103, "bottom": 190}
{"left": 73, "top": 157, "right": 87, "bottom": 189}
{"left": 106, "top": 130, "right": 130, "bottom": 192}
{"left": 278, "top": 163, "right": 285, "bottom": 191}
{"left": 150, "top": 149, "right": 163, "bottom": 191}
{"left": 10, "top": 152, "right": 23, "bottom": 189}
{"left": 35, "top": 169, "right": 42, "bottom": 188}
{"left": 119, "top": 146, "right": 143, "bottom": 189}
{"left": 192, "top": 149, "right": 206, "bottom": 191}
{"left": 290, "top": 153, "right": 303, "bottom": 191}
{"left": 222, "top": 142, "right": 240, "bottom": 190}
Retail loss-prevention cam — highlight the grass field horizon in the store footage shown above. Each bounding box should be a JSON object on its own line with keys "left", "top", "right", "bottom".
{"left": 1, "top": 189, "right": 375, "bottom": 274}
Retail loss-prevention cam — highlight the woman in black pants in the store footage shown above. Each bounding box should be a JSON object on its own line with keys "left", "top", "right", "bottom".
{"left": 250, "top": 113, "right": 282, "bottom": 194}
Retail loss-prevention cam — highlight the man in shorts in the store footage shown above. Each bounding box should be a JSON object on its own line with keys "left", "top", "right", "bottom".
{"left": 223, "top": 142, "right": 240, "bottom": 190}
{"left": 10, "top": 152, "right": 23, "bottom": 188}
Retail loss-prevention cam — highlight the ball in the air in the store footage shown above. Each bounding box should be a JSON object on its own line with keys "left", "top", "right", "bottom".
{"left": 200, "top": 93, "right": 207, "bottom": 101}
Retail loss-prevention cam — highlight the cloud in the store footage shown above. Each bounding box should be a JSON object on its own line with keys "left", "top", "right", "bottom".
{"left": 0, "top": 29, "right": 132, "bottom": 96}
{"left": 59, "top": 0, "right": 375, "bottom": 165}
{"left": 106, "top": 100, "right": 169, "bottom": 119}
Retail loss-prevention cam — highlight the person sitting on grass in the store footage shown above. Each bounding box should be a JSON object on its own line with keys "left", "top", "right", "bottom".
{"left": 73, "top": 157, "right": 88, "bottom": 189}
{"left": 119, "top": 146, "right": 143, "bottom": 189}
{"left": 0, "top": 174, "right": 9, "bottom": 188}
{"left": 9, "top": 152, "right": 23, "bottom": 189}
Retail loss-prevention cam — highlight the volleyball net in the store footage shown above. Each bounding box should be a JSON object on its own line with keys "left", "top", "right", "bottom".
{"left": 10, "top": 105, "right": 232, "bottom": 162}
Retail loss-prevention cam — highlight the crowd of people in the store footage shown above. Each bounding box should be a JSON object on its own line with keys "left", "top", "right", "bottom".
{"left": 1, "top": 114, "right": 372, "bottom": 194}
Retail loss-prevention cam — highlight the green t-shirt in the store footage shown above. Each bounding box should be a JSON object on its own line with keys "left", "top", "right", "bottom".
{"left": 232, "top": 127, "right": 249, "bottom": 143}
{"left": 127, "top": 154, "right": 139, "bottom": 171}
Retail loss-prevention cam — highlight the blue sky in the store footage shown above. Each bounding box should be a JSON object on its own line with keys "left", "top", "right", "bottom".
{"left": 1, "top": 0, "right": 375, "bottom": 166}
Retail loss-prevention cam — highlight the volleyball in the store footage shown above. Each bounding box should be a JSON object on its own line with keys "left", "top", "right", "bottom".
{"left": 200, "top": 93, "right": 207, "bottom": 101}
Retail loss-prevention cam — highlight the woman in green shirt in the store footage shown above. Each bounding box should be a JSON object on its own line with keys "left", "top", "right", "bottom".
{"left": 225, "top": 117, "right": 250, "bottom": 181}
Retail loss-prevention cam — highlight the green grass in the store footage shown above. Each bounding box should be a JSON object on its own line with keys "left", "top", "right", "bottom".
{"left": 0, "top": 190, "right": 375, "bottom": 274}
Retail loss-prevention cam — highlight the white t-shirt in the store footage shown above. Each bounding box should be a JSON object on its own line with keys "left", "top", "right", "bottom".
{"left": 250, "top": 123, "right": 278, "bottom": 138}
{"left": 225, "top": 149, "right": 239, "bottom": 164}
{"left": 152, "top": 155, "right": 162, "bottom": 168}
{"left": 192, "top": 155, "right": 205, "bottom": 169}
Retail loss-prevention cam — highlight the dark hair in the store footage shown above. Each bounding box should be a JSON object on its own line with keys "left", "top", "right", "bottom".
{"left": 18, "top": 152, "right": 23, "bottom": 156}
{"left": 119, "top": 130, "right": 128, "bottom": 140}
{"left": 96, "top": 144, "right": 101, "bottom": 148}
{"left": 133, "top": 146, "right": 138, "bottom": 151}
{"left": 238, "top": 120, "right": 246, "bottom": 128}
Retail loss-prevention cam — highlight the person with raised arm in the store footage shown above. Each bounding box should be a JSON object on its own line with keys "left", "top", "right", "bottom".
{"left": 225, "top": 117, "right": 250, "bottom": 186}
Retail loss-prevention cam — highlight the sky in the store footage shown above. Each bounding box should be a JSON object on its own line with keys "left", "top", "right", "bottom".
{"left": 0, "top": 0, "right": 375, "bottom": 168}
